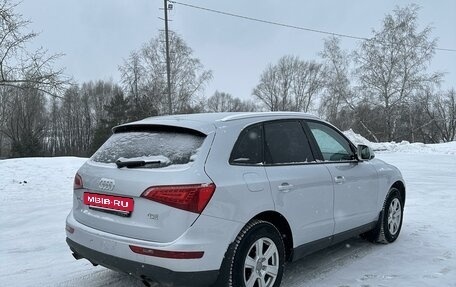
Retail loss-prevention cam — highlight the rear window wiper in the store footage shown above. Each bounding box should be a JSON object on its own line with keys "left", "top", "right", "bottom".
{"left": 115, "top": 160, "right": 161, "bottom": 168}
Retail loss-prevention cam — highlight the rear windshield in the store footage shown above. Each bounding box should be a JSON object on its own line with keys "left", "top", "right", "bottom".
{"left": 91, "top": 129, "right": 205, "bottom": 168}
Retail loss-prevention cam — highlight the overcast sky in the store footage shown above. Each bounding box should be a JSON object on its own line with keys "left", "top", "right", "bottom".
{"left": 17, "top": 0, "right": 456, "bottom": 100}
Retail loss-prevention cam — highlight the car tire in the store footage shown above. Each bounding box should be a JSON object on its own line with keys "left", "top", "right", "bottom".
{"left": 362, "top": 187, "right": 403, "bottom": 244}
{"left": 215, "top": 219, "right": 285, "bottom": 287}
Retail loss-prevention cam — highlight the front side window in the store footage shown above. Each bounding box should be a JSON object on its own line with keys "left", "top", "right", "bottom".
{"left": 230, "top": 124, "right": 263, "bottom": 165}
{"left": 307, "top": 121, "right": 354, "bottom": 161}
{"left": 264, "top": 121, "right": 314, "bottom": 164}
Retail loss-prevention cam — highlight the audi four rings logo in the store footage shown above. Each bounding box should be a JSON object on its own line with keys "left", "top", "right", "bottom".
{"left": 98, "top": 178, "right": 115, "bottom": 191}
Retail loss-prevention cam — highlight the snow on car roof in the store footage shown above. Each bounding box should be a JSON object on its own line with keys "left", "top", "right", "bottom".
{"left": 134, "top": 112, "right": 318, "bottom": 123}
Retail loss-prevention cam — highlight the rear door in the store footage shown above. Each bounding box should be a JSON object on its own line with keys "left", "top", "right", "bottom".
{"left": 73, "top": 126, "right": 214, "bottom": 243}
{"left": 263, "top": 120, "right": 335, "bottom": 247}
{"left": 305, "top": 121, "right": 379, "bottom": 234}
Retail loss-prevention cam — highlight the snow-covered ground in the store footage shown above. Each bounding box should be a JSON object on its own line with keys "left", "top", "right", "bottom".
{"left": 344, "top": 129, "right": 456, "bottom": 155}
{"left": 1, "top": 140, "right": 456, "bottom": 287}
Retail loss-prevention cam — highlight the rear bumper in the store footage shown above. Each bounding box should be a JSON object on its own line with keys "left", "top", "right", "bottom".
{"left": 67, "top": 238, "right": 218, "bottom": 287}
{"left": 65, "top": 210, "right": 243, "bottom": 285}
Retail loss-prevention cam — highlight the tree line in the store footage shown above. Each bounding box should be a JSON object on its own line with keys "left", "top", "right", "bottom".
{"left": 252, "top": 6, "right": 455, "bottom": 144}
{"left": 0, "top": 1, "right": 454, "bottom": 158}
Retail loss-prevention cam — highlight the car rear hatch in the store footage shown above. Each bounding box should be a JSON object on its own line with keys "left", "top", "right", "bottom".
{"left": 72, "top": 123, "right": 215, "bottom": 243}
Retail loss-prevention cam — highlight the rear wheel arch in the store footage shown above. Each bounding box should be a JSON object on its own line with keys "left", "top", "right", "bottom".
{"left": 251, "top": 211, "right": 293, "bottom": 262}
{"left": 216, "top": 219, "right": 286, "bottom": 286}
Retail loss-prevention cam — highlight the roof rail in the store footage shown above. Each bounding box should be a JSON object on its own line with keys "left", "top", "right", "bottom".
{"left": 218, "top": 112, "right": 318, "bottom": 122}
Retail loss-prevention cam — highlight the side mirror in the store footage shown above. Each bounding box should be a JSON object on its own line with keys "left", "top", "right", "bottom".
{"left": 356, "top": 144, "right": 375, "bottom": 161}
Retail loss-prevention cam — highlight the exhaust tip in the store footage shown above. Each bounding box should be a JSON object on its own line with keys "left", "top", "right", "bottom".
{"left": 72, "top": 252, "right": 83, "bottom": 260}
{"left": 88, "top": 260, "right": 98, "bottom": 267}
{"left": 71, "top": 251, "right": 98, "bottom": 266}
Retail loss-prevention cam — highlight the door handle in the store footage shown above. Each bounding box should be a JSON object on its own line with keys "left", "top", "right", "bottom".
{"left": 278, "top": 183, "right": 294, "bottom": 192}
{"left": 334, "top": 176, "right": 345, "bottom": 184}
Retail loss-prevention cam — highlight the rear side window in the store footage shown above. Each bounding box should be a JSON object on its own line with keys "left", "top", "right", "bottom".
{"left": 264, "top": 121, "right": 314, "bottom": 164}
{"left": 91, "top": 128, "right": 205, "bottom": 168}
{"left": 230, "top": 124, "right": 263, "bottom": 165}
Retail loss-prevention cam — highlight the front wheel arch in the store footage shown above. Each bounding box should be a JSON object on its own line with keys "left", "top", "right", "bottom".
{"left": 392, "top": 180, "right": 406, "bottom": 206}
{"left": 363, "top": 187, "right": 404, "bottom": 243}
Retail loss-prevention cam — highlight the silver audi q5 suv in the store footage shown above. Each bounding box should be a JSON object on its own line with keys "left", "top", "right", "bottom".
{"left": 66, "top": 112, "right": 405, "bottom": 287}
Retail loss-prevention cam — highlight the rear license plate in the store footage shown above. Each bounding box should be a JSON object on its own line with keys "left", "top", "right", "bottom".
{"left": 83, "top": 192, "right": 134, "bottom": 214}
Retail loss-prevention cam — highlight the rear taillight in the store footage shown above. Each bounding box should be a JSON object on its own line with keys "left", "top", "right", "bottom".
{"left": 141, "top": 183, "right": 216, "bottom": 214}
{"left": 74, "top": 173, "right": 83, "bottom": 189}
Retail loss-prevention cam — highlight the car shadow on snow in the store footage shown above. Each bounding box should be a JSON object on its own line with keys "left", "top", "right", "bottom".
{"left": 281, "top": 236, "right": 376, "bottom": 287}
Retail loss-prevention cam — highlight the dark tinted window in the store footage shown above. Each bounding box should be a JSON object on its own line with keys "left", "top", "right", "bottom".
{"left": 307, "top": 121, "right": 354, "bottom": 161}
{"left": 264, "top": 121, "right": 314, "bottom": 164}
{"left": 91, "top": 129, "right": 205, "bottom": 168}
{"left": 230, "top": 124, "right": 263, "bottom": 165}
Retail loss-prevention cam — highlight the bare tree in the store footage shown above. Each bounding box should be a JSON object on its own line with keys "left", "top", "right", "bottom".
{"left": 119, "top": 32, "right": 212, "bottom": 115}
{"left": 292, "top": 60, "right": 325, "bottom": 112}
{"left": 253, "top": 56, "right": 296, "bottom": 111}
{"left": 252, "top": 62, "right": 282, "bottom": 111}
{"left": 81, "top": 80, "right": 119, "bottom": 123}
{"left": 45, "top": 96, "right": 62, "bottom": 155}
{"left": 118, "top": 51, "right": 154, "bottom": 119}
{"left": 1, "top": 86, "right": 47, "bottom": 156}
{"left": 51, "top": 85, "right": 95, "bottom": 156}
{"left": 320, "top": 36, "right": 379, "bottom": 141}
{"left": 253, "top": 55, "right": 324, "bottom": 112}
{"left": 0, "top": 86, "right": 11, "bottom": 156}
{"left": 319, "top": 37, "right": 352, "bottom": 122}
{"left": 40, "top": 80, "right": 125, "bottom": 157}
{"left": 207, "top": 90, "right": 258, "bottom": 112}
{"left": 423, "top": 89, "right": 456, "bottom": 142}
{"left": 207, "top": 91, "right": 235, "bottom": 112}
{"left": 354, "top": 5, "right": 442, "bottom": 141}
{"left": 0, "top": 0, "right": 69, "bottom": 96}
{"left": 119, "top": 51, "right": 143, "bottom": 100}
{"left": 90, "top": 88, "right": 130, "bottom": 153}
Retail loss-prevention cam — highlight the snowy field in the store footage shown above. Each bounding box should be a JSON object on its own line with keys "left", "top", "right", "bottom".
{"left": 1, "top": 140, "right": 456, "bottom": 286}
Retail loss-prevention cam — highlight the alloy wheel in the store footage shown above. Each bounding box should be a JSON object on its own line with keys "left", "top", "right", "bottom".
{"left": 243, "top": 237, "right": 279, "bottom": 287}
